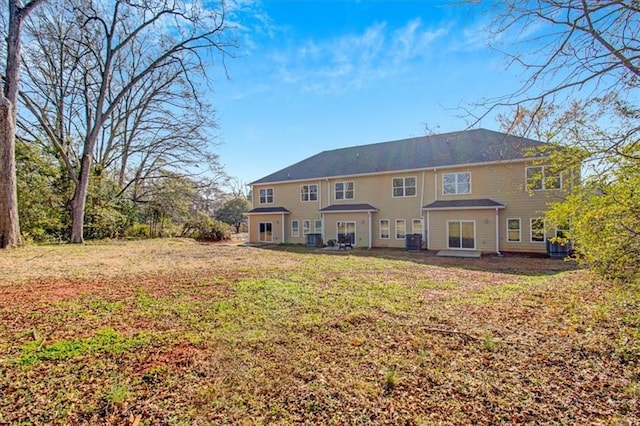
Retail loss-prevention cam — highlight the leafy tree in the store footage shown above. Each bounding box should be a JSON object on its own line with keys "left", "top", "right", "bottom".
{"left": 472, "top": 0, "right": 640, "bottom": 282}
{"left": 547, "top": 154, "right": 640, "bottom": 282}
{"left": 215, "top": 197, "right": 250, "bottom": 233}
{"left": 15, "top": 139, "right": 66, "bottom": 242}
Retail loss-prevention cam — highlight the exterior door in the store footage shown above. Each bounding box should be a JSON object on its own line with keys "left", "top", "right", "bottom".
{"left": 337, "top": 221, "right": 356, "bottom": 245}
{"left": 448, "top": 220, "right": 475, "bottom": 249}
{"left": 259, "top": 222, "right": 273, "bottom": 242}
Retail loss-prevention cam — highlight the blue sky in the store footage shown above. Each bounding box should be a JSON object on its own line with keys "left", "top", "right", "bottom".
{"left": 213, "top": 0, "right": 525, "bottom": 184}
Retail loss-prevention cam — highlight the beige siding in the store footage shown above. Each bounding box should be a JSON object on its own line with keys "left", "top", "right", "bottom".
{"left": 247, "top": 214, "right": 286, "bottom": 244}
{"left": 427, "top": 210, "right": 498, "bottom": 253}
{"left": 250, "top": 160, "right": 568, "bottom": 253}
{"left": 321, "top": 213, "right": 372, "bottom": 247}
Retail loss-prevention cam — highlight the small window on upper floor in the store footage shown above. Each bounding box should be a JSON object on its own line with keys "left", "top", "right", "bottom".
{"left": 335, "top": 181, "right": 354, "bottom": 200}
{"left": 300, "top": 184, "right": 318, "bottom": 202}
{"left": 392, "top": 177, "right": 416, "bottom": 197}
{"left": 259, "top": 188, "right": 274, "bottom": 204}
{"left": 443, "top": 172, "right": 471, "bottom": 195}
{"left": 526, "top": 166, "right": 561, "bottom": 190}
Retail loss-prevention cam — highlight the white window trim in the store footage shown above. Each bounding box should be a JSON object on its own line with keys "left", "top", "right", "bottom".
{"left": 300, "top": 184, "right": 318, "bottom": 202}
{"left": 442, "top": 172, "right": 472, "bottom": 195}
{"left": 391, "top": 176, "right": 417, "bottom": 198}
{"left": 291, "top": 220, "right": 299, "bottom": 238}
{"left": 334, "top": 181, "right": 355, "bottom": 200}
{"left": 446, "top": 220, "right": 476, "bottom": 250}
{"left": 259, "top": 222, "right": 273, "bottom": 242}
{"left": 379, "top": 219, "right": 390, "bottom": 240}
{"left": 303, "top": 220, "right": 311, "bottom": 236}
{"left": 314, "top": 220, "right": 322, "bottom": 233}
{"left": 526, "top": 166, "right": 562, "bottom": 191}
{"left": 395, "top": 219, "right": 406, "bottom": 240}
{"left": 506, "top": 218, "right": 521, "bottom": 243}
{"left": 259, "top": 188, "right": 274, "bottom": 204}
{"left": 530, "top": 218, "right": 546, "bottom": 243}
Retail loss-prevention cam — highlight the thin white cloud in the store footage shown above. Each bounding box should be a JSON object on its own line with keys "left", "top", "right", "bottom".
{"left": 272, "top": 19, "right": 450, "bottom": 95}
{"left": 224, "top": 2, "right": 466, "bottom": 97}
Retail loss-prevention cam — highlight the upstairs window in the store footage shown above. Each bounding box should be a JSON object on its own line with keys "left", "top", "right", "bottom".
{"left": 335, "top": 181, "right": 354, "bottom": 200}
{"left": 259, "top": 188, "right": 273, "bottom": 204}
{"left": 392, "top": 177, "right": 416, "bottom": 197}
{"left": 526, "top": 166, "right": 561, "bottom": 190}
{"left": 443, "top": 172, "right": 471, "bottom": 195}
{"left": 300, "top": 184, "right": 318, "bottom": 202}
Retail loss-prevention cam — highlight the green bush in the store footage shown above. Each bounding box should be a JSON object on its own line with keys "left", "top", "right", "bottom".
{"left": 125, "top": 223, "right": 151, "bottom": 239}
{"left": 181, "top": 213, "right": 232, "bottom": 241}
{"left": 84, "top": 206, "right": 128, "bottom": 240}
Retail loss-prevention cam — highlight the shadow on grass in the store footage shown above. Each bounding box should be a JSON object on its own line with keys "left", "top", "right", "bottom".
{"left": 254, "top": 244, "right": 579, "bottom": 277}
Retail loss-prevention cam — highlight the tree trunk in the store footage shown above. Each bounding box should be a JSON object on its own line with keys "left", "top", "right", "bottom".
{"left": 0, "top": 1, "right": 26, "bottom": 249}
{"left": 69, "top": 153, "right": 92, "bottom": 243}
{"left": 0, "top": 99, "right": 21, "bottom": 248}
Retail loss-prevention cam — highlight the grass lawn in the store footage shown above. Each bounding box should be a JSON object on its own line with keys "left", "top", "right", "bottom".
{"left": 0, "top": 239, "right": 639, "bottom": 425}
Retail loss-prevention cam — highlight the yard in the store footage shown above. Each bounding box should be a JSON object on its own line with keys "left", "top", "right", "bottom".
{"left": 0, "top": 239, "right": 638, "bottom": 425}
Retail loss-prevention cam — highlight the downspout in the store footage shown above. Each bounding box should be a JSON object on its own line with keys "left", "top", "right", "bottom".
{"left": 318, "top": 179, "right": 322, "bottom": 237}
{"left": 433, "top": 169, "right": 438, "bottom": 201}
{"left": 426, "top": 210, "right": 430, "bottom": 250}
{"left": 282, "top": 213, "right": 286, "bottom": 244}
{"left": 420, "top": 170, "right": 426, "bottom": 244}
{"left": 495, "top": 207, "right": 501, "bottom": 256}
{"left": 368, "top": 211, "right": 372, "bottom": 249}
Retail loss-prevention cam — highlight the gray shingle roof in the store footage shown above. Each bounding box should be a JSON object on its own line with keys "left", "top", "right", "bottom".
{"left": 422, "top": 199, "right": 506, "bottom": 210}
{"left": 246, "top": 207, "right": 291, "bottom": 214}
{"left": 319, "top": 204, "right": 378, "bottom": 212}
{"left": 251, "top": 128, "right": 547, "bottom": 185}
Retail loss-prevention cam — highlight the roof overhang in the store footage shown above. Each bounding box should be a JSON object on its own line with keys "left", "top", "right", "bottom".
{"left": 422, "top": 199, "right": 506, "bottom": 211}
{"left": 319, "top": 203, "right": 379, "bottom": 213}
{"left": 246, "top": 207, "right": 291, "bottom": 215}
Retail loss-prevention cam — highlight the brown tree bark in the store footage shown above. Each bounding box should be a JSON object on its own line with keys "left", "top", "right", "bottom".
{"left": 0, "top": 98, "right": 20, "bottom": 248}
{"left": 0, "top": 0, "right": 47, "bottom": 248}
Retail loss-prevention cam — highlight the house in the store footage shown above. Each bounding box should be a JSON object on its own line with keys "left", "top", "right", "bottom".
{"left": 246, "top": 128, "right": 573, "bottom": 254}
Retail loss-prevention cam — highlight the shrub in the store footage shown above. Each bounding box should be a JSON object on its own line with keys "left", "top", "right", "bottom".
{"left": 125, "top": 223, "right": 151, "bottom": 239}
{"left": 181, "top": 213, "right": 232, "bottom": 241}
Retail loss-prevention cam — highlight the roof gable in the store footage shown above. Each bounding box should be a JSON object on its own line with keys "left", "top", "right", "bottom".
{"left": 252, "top": 128, "right": 548, "bottom": 185}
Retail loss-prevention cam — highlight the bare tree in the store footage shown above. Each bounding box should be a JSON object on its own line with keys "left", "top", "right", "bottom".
{"left": 466, "top": 0, "right": 640, "bottom": 129}
{"left": 226, "top": 176, "right": 250, "bottom": 199}
{"left": 18, "top": 0, "right": 234, "bottom": 243}
{"left": 0, "top": 0, "right": 46, "bottom": 248}
{"left": 467, "top": 1, "right": 640, "bottom": 280}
